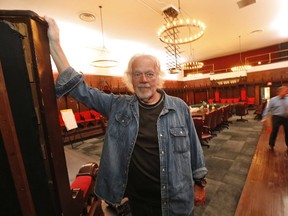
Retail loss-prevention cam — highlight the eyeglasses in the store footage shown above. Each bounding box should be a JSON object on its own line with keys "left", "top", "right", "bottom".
{"left": 132, "top": 72, "right": 156, "bottom": 79}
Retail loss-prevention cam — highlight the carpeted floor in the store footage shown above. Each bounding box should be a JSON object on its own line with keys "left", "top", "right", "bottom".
{"left": 66, "top": 110, "right": 262, "bottom": 216}
{"left": 194, "top": 110, "right": 262, "bottom": 216}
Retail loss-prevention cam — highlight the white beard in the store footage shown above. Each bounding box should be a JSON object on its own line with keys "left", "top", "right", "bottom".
{"left": 135, "top": 87, "right": 153, "bottom": 100}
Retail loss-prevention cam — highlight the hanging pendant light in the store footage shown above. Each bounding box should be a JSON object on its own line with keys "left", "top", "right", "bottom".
{"left": 91, "top": 6, "right": 118, "bottom": 68}
{"left": 181, "top": 44, "right": 204, "bottom": 72}
{"left": 157, "top": 0, "right": 205, "bottom": 45}
{"left": 231, "top": 35, "right": 252, "bottom": 72}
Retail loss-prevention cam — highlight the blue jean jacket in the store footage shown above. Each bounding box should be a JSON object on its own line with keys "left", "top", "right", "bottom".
{"left": 56, "top": 67, "right": 208, "bottom": 216}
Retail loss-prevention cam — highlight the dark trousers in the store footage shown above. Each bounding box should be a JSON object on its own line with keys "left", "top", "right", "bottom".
{"left": 128, "top": 199, "right": 162, "bottom": 216}
{"left": 270, "top": 115, "right": 288, "bottom": 147}
{"left": 128, "top": 199, "right": 194, "bottom": 216}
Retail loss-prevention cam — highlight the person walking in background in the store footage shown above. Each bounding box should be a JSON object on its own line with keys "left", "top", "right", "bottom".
{"left": 44, "top": 16, "right": 207, "bottom": 216}
{"left": 262, "top": 85, "right": 288, "bottom": 150}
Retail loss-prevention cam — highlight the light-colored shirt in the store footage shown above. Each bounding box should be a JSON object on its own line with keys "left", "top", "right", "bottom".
{"left": 262, "top": 95, "right": 288, "bottom": 118}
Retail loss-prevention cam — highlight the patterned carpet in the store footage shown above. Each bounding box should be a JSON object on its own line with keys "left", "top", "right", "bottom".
{"left": 66, "top": 110, "right": 262, "bottom": 216}
{"left": 195, "top": 110, "right": 262, "bottom": 216}
{"left": 66, "top": 134, "right": 105, "bottom": 164}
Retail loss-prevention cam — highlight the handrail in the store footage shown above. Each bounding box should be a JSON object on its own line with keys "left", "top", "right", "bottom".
{"left": 245, "top": 48, "right": 288, "bottom": 66}
{"left": 185, "top": 48, "right": 288, "bottom": 76}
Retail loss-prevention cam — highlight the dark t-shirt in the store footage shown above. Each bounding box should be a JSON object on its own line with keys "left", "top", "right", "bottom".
{"left": 125, "top": 95, "right": 164, "bottom": 206}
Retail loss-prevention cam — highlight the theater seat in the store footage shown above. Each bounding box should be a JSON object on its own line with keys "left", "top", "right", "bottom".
{"left": 247, "top": 97, "right": 255, "bottom": 109}
{"left": 70, "top": 162, "right": 104, "bottom": 216}
{"left": 193, "top": 117, "right": 212, "bottom": 147}
{"left": 254, "top": 100, "right": 268, "bottom": 120}
{"left": 235, "top": 103, "right": 248, "bottom": 122}
{"left": 81, "top": 110, "right": 96, "bottom": 126}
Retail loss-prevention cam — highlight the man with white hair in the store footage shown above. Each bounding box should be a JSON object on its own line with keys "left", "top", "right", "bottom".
{"left": 45, "top": 16, "right": 207, "bottom": 216}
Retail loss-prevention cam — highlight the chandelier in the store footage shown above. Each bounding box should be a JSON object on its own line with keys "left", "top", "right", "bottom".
{"left": 231, "top": 65, "right": 252, "bottom": 72}
{"left": 181, "top": 46, "right": 204, "bottom": 70}
{"left": 231, "top": 35, "right": 251, "bottom": 72}
{"left": 182, "top": 61, "right": 204, "bottom": 70}
{"left": 157, "top": 3, "right": 205, "bottom": 45}
{"left": 91, "top": 6, "right": 118, "bottom": 68}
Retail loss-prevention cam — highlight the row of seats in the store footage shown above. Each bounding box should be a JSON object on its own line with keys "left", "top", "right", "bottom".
{"left": 220, "top": 98, "right": 240, "bottom": 104}
{"left": 208, "top": 97, "right": 255, "bottom": 105}
{"left": 193, "top": 103, "right": 250, "bottom": 148}
{"left": 208, "top": 98, "right": 240, "bottom": 104}
{"left": 58, "top": 110, "right": 107, "bottom": 145}
{"left": 59, "top": 110, "right": 104, "bottom": 128}
{"left": 193, "top": 104, "right": 234, "bottom": 148}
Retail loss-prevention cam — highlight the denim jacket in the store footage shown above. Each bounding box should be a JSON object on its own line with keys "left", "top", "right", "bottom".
{"left": 55, "top": 67, "right": 208, "bottom": 216}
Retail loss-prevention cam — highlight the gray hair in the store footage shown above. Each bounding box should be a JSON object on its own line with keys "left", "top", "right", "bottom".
{"left": 122, "top": 54, "right": 165, "bottom": 93}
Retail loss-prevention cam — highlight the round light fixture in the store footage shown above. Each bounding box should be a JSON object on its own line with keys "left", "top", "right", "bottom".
{"left": 231, "top": 65, "right": 252, "bottom": 72}
{"left": 158, "top": 19, "right": 206, "bottom": 45}
{"left": 79, "top": 11, "right": 96, "bottom": 22}
{"left": 91, "top": 59, "right": 118, "bottom": 68}
{"left": 181, "top": 61, "right": 204, "bottom": 70}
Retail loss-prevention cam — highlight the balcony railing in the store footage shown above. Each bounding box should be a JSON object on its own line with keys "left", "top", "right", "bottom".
{"left": 184, "top": 48, "right": 288, "bottom": 76}
{"left": 245, "top": 48, "right": 288, "bottom": 66}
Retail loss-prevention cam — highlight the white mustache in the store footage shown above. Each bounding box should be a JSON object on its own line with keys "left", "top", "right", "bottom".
{"left": 137, "top": 84, "right": 151, "bottom": 88}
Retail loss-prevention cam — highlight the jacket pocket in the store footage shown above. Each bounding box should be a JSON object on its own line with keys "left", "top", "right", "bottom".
{"left": 115, "top": 112, "right": 132, "bottom": 127}
{"left": 170, "top": 127, "right": 189, "bottom": 152}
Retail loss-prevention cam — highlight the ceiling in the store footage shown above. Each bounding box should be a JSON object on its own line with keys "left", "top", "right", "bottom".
{"left": 1, "top": 0, "right": 288, "bottom": 75}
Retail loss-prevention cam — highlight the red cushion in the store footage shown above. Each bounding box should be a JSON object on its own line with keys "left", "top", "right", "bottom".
{"left": 233, "top": 98, "right": 239, "bottom": 103}
{"left": 247, "top": 97, "right": 255, "bottom": 104}
{"left": 241, "top": 88, "right": 246, "bottom": 101}
{"left": 226, "top": 98, "right": 233, "bottom": 103}
{"left": 208, "top": 99, "right": 214, "bottom": 104}
{"left": 214, "top": 90, "right": 220, "bottom": 102}
{"left": 71, "top": 176, "right": 92, "bottom": 198}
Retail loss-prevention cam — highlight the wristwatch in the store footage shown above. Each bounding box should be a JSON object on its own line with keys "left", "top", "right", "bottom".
{"left": 194, "top": 178, "right": 207, "bottom": 187}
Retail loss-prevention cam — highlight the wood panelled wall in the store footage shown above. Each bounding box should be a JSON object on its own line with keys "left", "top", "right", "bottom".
{"left": 53, "top": 65, "right": 288, "bottom": 110}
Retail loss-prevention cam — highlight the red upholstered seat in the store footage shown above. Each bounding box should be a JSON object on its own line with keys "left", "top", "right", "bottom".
{"left": 70, "top": 175, "right": 92, "bottom": 198}
{"left": 90, "top": 110, "right": 102, "bottom": 120}
{"left": 80, "top": 110, "right": 97, "bottom": 126}
{"left": 209, "top": 110, "right": 218, "bottom": 136}
{"left": 235, "top": 103, "right": 248, "bottom": 121}
{"left": 208, "top": 98, "right": 214, "bottom": 104}
{"left": 74, "top": 112, "right": 85, "bottom": 126}
{"left": 70, "top": 162, "right": 103, "bottom": 216}
{"left": 254, "top": 100, "right": 268, "bottom": 120}
{"left": 81, "top": 110, "right": 94, "bottom": 121}
{"left": 240, "top": 88, "right": 247, "bottom": 101}
{"left": 247, "top": 97, "right": 255, "bottom": 105}
{"left": 193, "top": 117, "right": 212, "bottom": 147}
{"left": 233, "top": 98, "right": 240, "bottom": 103}
{"left": 226, "top": 98, "right": 233, "bottom": 104}
{"left": 214, "top": 90, "right": 220, "bottom": 103}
